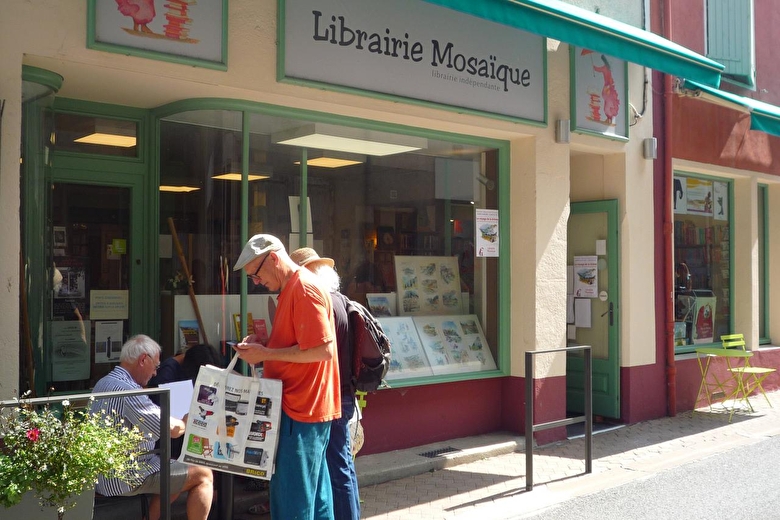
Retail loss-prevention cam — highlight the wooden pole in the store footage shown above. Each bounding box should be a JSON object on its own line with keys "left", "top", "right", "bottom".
{"left": 167, "top": 218, "right": 209, "bottom": 346}
{"left": 20, "top": 254, "right": 36, "bottom": 396}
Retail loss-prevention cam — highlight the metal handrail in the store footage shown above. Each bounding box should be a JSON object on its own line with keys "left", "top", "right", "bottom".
{"left": 0, "top": 388, "right": 172, "bottom": 520}
{"left": 525, "top": 345, "right": 592, "bottom": 491}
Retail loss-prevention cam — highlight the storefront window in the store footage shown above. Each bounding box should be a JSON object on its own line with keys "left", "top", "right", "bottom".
{"left": 159, "top": 109, "right": 501, "bottom": 382}
{"left": 673, "top": 174, "right": 731, "bottom": 352}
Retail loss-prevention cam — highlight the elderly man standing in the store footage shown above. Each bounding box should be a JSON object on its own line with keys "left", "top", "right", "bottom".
{"left": 233, "top": 234, "right": 341, "bottom": 520}
{"left": 91, "top": 334, "right": 213, "bottom": 520}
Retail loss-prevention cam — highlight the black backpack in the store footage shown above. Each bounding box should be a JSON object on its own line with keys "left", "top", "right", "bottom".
{"left": 345, "top": 298, "right": 391, "bottom": 392}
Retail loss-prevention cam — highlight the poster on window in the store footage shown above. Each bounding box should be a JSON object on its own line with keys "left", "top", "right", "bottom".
{"left": 692, "top": 296, "right": 717, "bottom": 344}
{"left": 50, "top": 320, "right": 91, "bottom": 382}
{"left": 573, "top": 256, "right": 598, "bottom": 298}
{"left": 54, "top": 257, "right": 87, "bottom": 300}
{"left": 713, "top": 181, "right": 728, "bottom": 221}
{"left": 673, "top": 176, "right": 688, "bottom": 214}
{"left": 95, "top": 320, "right": 124, "bottom": 363}
{"left": 685, "top": 178, "right": 714, "bottom": 216}
{"left": 475, "top": 208, "right": 499, "bottom": 257}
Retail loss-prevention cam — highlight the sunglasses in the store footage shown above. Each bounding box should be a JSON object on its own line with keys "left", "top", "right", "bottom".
{"left": 248, "top": 253, "right": 270, "bottom": 282}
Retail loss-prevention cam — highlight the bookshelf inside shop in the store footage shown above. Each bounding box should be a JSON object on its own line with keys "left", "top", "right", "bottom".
{"left": 674, "top": 218, "right": 730, "bottom": 345}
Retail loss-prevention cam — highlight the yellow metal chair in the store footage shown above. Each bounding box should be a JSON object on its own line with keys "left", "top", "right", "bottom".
{"left": 721, "top": 333, "right": 776, "bottom": 410}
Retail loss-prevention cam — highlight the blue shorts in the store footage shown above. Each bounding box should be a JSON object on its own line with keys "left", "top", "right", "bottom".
{"left": 270, "top": 411, "right": 333, "bottom": 520}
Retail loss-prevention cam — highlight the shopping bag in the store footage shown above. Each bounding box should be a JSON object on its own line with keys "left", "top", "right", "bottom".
{"left": 179, "top": 354, "right": 282, "bottom": 480}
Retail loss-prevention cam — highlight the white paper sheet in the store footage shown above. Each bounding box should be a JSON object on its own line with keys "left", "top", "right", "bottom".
{"left": 574, "top": 298, "right": 592, "bottom": 328}
{"left": 159, "top": 380, "right": 194, "bottom": 419}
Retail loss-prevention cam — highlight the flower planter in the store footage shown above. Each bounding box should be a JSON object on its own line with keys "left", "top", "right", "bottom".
{"left": 3, "top": 487, "right": 94, "bottom": 519}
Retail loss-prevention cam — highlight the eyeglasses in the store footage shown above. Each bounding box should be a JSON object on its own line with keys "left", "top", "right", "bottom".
{"left": 248, "top": 254, "right": 270, "bottom": 282}
{"left": 144, "top": 353, "right": 161, "bottom": 371}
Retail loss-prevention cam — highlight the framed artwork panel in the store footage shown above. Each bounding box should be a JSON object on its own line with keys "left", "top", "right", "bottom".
{"left": 571, "top": 47, "right": 629, "bottom": 140}
{"left": 394, "top": 256, "right": 462, "bottom": 316}
{"left": 88, "top": 0, "right": 228, "bottom": 70}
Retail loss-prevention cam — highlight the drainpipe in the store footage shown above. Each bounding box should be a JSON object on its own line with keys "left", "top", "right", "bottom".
{"left": 662, "top": 0, "right": 677, "bottom": 416}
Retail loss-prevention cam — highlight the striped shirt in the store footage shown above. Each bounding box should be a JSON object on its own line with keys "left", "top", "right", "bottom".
{"left": 90, "top": 366, "right": 161, "bottom": 496}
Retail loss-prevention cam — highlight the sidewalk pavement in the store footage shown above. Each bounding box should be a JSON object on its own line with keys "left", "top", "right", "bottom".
{"left": 355, "top": 390, "right": 780, "bottom": 519}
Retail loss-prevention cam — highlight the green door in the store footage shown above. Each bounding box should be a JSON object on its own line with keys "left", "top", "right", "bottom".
{"left": 567, "top": 200, "right": 620, "bottom": 418}
{"left": 43, "top": 168, "right": 147, "bottom": 392}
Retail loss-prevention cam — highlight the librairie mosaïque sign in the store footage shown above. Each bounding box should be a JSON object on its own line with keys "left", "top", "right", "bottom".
{"left": 281, "top": 0, "right": 545, "bottom": 121}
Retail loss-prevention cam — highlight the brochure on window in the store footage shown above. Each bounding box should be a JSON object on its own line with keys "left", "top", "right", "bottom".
{"left": 394, "top": 256, "right": 462, "bottom": 316}
{"left": 412, "top": 315, "right": 496, "bottom": 375}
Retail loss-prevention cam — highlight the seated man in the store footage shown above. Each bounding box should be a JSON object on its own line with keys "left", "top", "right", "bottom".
{"left": 91, "top": 334, "right": 213, "bottom": 520}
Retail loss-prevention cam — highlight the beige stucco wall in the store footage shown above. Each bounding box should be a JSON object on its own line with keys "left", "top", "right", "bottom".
{"left": 0, "top": 0, "right": 659, "bottom": 393}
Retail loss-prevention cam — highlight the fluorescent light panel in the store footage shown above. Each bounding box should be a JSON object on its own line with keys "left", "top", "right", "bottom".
{"left": 212, "top": 173, "right": 270, "bottom": 181}
{"left": 294, "top": 157, "right": 362, "bottom": 168}
{"left": 74, "top": 133, "right": 137, "bottom": 148}
{"left": 159, "top": 185, "right": 200, "bottom": 193}
{"left": 273, "top": 123, "right": 426, "bottom": 156}
{"left": 73, "top": 118, "right": 137, "bottom": 148}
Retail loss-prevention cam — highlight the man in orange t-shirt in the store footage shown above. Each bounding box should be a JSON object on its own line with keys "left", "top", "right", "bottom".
{"left": 233, "top": 234, "right": 340, "bottom": 520}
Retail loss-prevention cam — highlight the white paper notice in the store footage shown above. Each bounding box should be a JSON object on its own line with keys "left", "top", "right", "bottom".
{"left": 567, "top": 324, "right": 577, "bottom": 340}
{"left": 159, "top": 380, "right": 194, "bottom": 419}
{"left": 475, "top": 208, "right": 499, "bottom": 257}
{"left": 574, "top": 298, "right": 592, "bottom": 328}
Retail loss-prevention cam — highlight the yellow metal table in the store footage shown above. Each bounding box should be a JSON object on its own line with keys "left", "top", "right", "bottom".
{"left": 694, "top": 347, "right": 753, "bottom": 421}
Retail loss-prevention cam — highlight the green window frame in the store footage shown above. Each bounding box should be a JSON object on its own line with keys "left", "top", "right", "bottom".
{"left": 758, "top": 184, "right": 769, "bottom": 343}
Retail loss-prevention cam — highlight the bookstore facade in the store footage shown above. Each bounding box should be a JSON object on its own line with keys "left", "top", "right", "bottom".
{"left": 9, "top": 0, "right": 773, "bottom": 453}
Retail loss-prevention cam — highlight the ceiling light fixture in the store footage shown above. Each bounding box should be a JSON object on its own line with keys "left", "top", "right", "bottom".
{"left": 294, "top": 157, "right": 362, "bottom": 168}
{"left": 74, "top": 119, "right": 137, "bottom": 148}
{"left": 272, "top": 123, "right": 426, "bottom": 156}
{"left": 159, "top": 185, "right": 201, "bottom": 193}
{"left": 212, "top": 172, "right": 271, "bottom": 181}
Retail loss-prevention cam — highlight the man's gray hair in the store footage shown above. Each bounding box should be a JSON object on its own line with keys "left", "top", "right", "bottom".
{"left": 120, "top": 334, "right": 161, "bottom": 363}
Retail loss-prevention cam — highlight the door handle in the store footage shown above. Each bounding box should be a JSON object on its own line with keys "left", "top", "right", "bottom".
{"left": 601, "top": 302, "right": 614, "bottom": 326}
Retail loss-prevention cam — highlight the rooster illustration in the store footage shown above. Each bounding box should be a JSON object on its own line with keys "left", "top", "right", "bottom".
{"left": 116, "top": 0, "right": 156, "bottom": 34}
{"left": 592, "top": 55, "right": 620, "bottom": 124}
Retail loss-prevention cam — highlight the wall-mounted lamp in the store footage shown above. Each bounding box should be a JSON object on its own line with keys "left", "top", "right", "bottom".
{"left": 643, "top": 137, "right": 658, "bottom": 160}
{"left": 555, "top": 119, "right": 570, "bottom": 144}
{"left": 476, "top": 174, "right": 495, "bottom": 191}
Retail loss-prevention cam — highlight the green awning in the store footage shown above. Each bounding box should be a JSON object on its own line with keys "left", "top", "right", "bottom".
{"left": 423, "top": 0, "right": 724, "bottom": 87}
{"left": 681, "top": 79, "right": 780, "bottom": 138}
